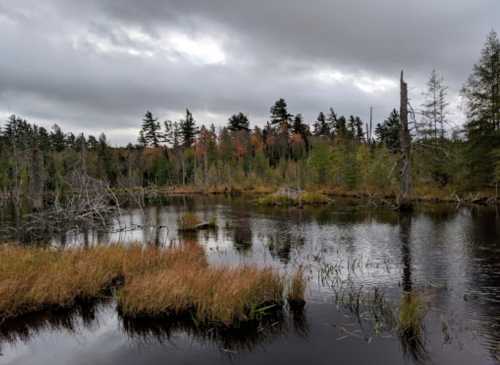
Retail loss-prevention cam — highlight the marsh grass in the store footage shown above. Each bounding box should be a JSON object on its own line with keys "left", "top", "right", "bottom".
{"left": 298, "top": 192, "right": 331, "bottom": 205}
{"left": 119, "top": 308, "right": 287, "bottom": 353}
{"left": 257, "top": 192, "right": 331, "bottom": 206}
{"left": 256, "top": 194, "right": 296, "bottom": 206}
{"left": 0, "top": 243, "right": 290, "bottom": 327}
{"left": 398, "top": 292, "right": 427, "bottom": 336}
{"left": 117, "top": 265, "right": 284, "bottom": 324}
{"left": 287, "top": 267, "right": 306, "bottom": 307}
{"left": 0, "top": 244, "right": 205, "bottom": 319}
{"left": 177, "top": 212, "right": 218, "bottom": 231}
{"left": 177, "top": 212, "right": 202, "bottom": 231}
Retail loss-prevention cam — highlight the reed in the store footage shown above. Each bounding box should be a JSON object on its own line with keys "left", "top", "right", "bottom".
{"left": 287, "top": 267, "right": 306, "bottom": 307}
{"left": 398, "top": 292, "right": 427, "bottom": 336}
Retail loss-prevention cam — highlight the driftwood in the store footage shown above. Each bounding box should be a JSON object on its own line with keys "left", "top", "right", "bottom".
{"left": 2, "top": 171, "right": 121, "bottom": 241}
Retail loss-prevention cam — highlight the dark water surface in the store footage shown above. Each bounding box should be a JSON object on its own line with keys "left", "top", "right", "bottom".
{"left": 1, "top": 197, "right": 500, "bottom": 364}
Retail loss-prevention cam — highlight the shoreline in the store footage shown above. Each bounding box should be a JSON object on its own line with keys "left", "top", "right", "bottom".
{"left": 133, "top": 185, "right": 500, "bottom": 207}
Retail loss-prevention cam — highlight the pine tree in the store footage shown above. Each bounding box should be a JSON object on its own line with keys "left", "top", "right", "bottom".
{"left": 141, "top": 111, "right": 161, "bottom": 147}
{"left": 420, "top": 69, "right": 449, "bottom": 139}
{"left": 326, "top": 108, "right": 337, "bottom": 138}
{"left": 462, "top": 30, "right": 500, "bottom": 134}
{"left": 335, "top": 115, "right": 348, "bottom": 138}
{"left": 354, "top": 116, "right": 364, "bottom": 141}
{"left": 138, "top": 130, "right": 147, "bottom": 147}
{"left": 375, "top": 109, "right": 401, "bottom": 153}
{"left": 180, "top": 109, "right": 198, "bottom": 148}
{"left": 50, "top": 124, "right": 66, "bottom": 152}
{"left": 462, "top": 30, "right": 500, "bottom": 186}
{"left": 161, "top": 120, "right": 173, "bottom": 146}
{"left": 313, "top": 112, "right": 330, "bottom": 136}
{"left": 292, "top": 113, "right": 310, "bottom": 154}
{"left": 348, "top": 116, "right": 362, "bottom": 139}
{"left": 270, "top": 98, "right": 293, "bottom": 130}
{"left": 228, "top": 112, "right": 250, "bottom": 132}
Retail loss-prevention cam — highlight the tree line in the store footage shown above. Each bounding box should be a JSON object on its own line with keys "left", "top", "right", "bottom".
{"left": 1, "top": 30, "right": 499, "bottom": 212}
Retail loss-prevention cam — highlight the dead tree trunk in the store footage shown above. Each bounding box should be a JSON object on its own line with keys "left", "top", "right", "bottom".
{"left": 399, "top": 70, "right": 413, "bottom": 211}
{"left": 30, "top": 145, "right": 44, "bottom": 210}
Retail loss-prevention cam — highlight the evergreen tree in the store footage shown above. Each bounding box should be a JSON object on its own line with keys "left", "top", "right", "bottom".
{"left": 87, "top": 135, "right": 98, "bottom": 150}
{"left": 171, "top": 122, "right": 182, "bottom": 149}
{"left": 335, "top": 116, "right": 348, "bottom": 138}
{"left": 313, "top": 112, "right": 330, "bottom": 136}
{"left": 420, "top": 69, "right": 449, "bottom": 139}
{"left": 292, "top": 113, "right": 310, "bottom": 154}
{"left": 326, "top": 108, "right": 337, "bottom": 138}
{"left": 375, "top": 109, "right": 401, "bottom": 153}
{"left": 228, "top": 112, "right": 250, "bottom": 132}
{"left": 137, "top": 130, "right": 147, "bottom": 147}
{"left": 161, "top": 120, "right": 173, "bottom": 146}
{"left": 462, "top": 30, "right": 500, "bottom": 134}
{"left": 354, "top": 116, "right": 364, "bottom": 141}
{"left": 462, "top": 30, "right": 500, "bottom": 186}
{"left": 348, "top": 116, "right": 363, "bottom": 140}
{"left": 141, "top": 111, "right": 161, "bottom": 147}
{"left": 180, "top": 109, "right": 198, "bottom": 148}
{"left": 270, "top": 98, "right": 293, "bottom": 129}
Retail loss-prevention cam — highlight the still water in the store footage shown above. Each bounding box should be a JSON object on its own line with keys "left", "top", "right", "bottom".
{"left": 1, "top": 197, "right": 500, "bottom": 364}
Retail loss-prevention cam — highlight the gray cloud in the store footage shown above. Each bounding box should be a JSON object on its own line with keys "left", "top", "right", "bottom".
{"left": 0, "top": 0, "right": 498, "bottom": 144}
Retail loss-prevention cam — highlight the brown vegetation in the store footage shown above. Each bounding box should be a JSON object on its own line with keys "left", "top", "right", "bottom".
{"left": 287, "top": 267, "right": 306, "bottom": 307}
{"left": 0, "top": 243, "right": 296, "bottom": 326}
{"left": 118, "top": 265, "right": 284, "bottom": 324}
{"left": 0, "top": 244, "right": 204, "bottom": 319}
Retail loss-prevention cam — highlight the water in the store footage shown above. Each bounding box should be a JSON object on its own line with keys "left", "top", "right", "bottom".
{"left": 1, "top": 196, "right": 500, "bottom": 364}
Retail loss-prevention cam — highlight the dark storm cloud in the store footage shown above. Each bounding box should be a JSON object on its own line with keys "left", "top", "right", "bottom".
{"left": 0, "top": 0, "right": 498, "bottom": 144}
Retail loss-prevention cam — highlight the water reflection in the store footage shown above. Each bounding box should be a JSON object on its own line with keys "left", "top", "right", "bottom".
{"left": 398, "top": 213, "right": 428, "bottom": 363}
{"left": 1, "top": 198, "right": 500, "bottom": 364}
{"left": 119, "top": 308, "right": 304, "bottom": 354}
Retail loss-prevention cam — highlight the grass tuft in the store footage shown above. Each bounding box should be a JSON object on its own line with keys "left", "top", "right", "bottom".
{"left": 298, "top": 192, "right": 331, "bottom": 205}
{"left": 257, "top": 192, "right": 331, "bottom": 206}
{"left": 398, "top": 292, "right": 427, "bottom": 335}
{"left": 117, "top": 265, "right": 284, "bottom": 324}
{"left": 177, "top": 212, "right": 202, "bottom": 231}
{"left": 287, "top": 267, "right": 306, "bottom": 307}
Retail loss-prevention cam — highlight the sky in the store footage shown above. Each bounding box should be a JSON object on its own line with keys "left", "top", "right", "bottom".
{"left": 0, "top": 0, "right": 498, "bottom": 145}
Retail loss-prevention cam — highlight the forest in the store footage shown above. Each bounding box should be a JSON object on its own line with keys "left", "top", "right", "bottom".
{"left": 1, "top": 31, "right": 499, "bottom": 213}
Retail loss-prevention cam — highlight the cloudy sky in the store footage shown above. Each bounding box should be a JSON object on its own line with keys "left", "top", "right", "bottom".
{"left": 0, "top": 0, "right": 498, "bottom": 145}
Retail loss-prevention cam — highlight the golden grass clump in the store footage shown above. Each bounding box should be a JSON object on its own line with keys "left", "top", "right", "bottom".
{"left": 398, "top": 292, "right": 427, "bottom": 335}
{"left": 118, "top": 265, "right": 284, "bottom": 324}
{"left": 177, "top": 212, "right": 202, "bottom": 231}
{"left": 298, "top": 192, "right": 331, "bottom": 205}
{"left": 0, "top": 243, "right": 294, "bottom": 326}
{"left": 256, "top": 194, "right": 296, "bottom": 206}
{"left": 0, "top": 243, "right": 206, "bottom": 319}
{"left": 287, "top": 267, "right": 306, "bottom": 307}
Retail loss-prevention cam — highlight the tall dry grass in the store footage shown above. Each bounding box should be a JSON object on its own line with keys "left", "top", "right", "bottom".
{"left": 118, "top": 265, "right": 284, "bottom": 324}
{"left": 0, "top": 243, "right": 206, "bottom": 319}
{"left": 0, "top": 243, "right": 291, "bottom": 326}
{"left": 287, "top": 267, "right": 306, "bottom": 307}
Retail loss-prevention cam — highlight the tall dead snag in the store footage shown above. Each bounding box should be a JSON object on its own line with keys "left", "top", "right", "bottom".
{"left": 399, "top": 70, "right": 413, "bottom": 211}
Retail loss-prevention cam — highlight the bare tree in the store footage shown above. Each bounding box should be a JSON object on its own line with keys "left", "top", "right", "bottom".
{"left": 399, "top": 71, "right": 413, "bottom": 210}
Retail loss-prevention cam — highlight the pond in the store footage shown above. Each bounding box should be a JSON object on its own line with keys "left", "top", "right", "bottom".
{"left": 1, "top": 197, "right": 500, "bottom": 364}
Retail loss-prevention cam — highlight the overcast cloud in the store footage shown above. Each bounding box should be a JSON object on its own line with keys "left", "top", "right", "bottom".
{"left": 0, "top": 0, "right": 498, "bottom": 144}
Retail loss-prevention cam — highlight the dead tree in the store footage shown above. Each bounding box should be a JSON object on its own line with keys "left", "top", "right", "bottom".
{"left": 399, "top": 71, "right": 413, "bottom": 211}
